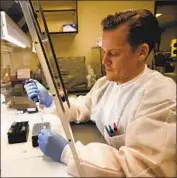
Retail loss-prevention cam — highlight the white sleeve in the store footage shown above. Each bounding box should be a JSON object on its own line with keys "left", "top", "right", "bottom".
{"left": 41, "top": 89, "right": 92, "bottom": 122}
{"left": 60, "top": 79, "right": 176, "bottom": 177}
{"left": 44, "top": 77, "right": 109, "bottom": 123}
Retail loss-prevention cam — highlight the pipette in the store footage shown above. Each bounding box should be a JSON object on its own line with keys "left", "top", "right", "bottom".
{"left": 36, "top": 103, "right": 45, "bottom": 129}
{"left": 25, "top": 80, "right": 45, "bottom": 129}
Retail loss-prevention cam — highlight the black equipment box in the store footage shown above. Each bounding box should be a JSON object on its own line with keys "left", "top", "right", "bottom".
{"left": 7, "top": 121, "right": 29, "bottom": 144}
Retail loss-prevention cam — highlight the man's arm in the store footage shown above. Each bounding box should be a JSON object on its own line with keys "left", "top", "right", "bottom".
{"left": 24, "top": 77, "right": 109, "bottom": 123}
{"left": 50, "top": 76, "right": 109, "bottom": 123}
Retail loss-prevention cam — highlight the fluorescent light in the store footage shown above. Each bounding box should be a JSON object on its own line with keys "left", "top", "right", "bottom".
{"left": 156, "top": 13, "right": 162, "bottom": 17}
{"left": 1, "top": 11, "right": 31, "bottom": 49}
{"left": 3, "top": 35, "right": 27, "bottom": 48}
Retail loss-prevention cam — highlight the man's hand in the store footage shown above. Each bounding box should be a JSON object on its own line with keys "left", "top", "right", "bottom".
{"left": 38, "top": 129, "right": 68, "bottom": 162}
{"left": 24, "top": 79, "right": 53, "bottom": 107}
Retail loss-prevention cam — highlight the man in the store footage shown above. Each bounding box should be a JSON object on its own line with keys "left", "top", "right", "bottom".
{"left": 25, "top": 9, "right": 176, "bottom": 177}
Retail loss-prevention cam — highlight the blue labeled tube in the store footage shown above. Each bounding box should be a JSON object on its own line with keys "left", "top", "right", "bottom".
{"left": 105, "top": 126, "right": 111, "bottom": 137}
{"left": 108, "top": 125, "right": 116, "bottom": 137}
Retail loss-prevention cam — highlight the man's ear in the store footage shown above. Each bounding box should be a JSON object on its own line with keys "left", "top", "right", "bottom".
{"left": 138, "top": 43, "right": 149, "bottom": 61}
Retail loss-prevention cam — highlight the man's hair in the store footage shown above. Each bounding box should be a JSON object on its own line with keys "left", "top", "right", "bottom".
{"left": 101, "top": 9, "right": 160, "bottom": 53}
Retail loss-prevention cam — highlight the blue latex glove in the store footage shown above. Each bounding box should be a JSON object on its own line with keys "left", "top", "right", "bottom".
{"left": 38, "top": 129, "right": 68, "bottom": 162}
{"left": 24, "top": 79, "right": 53, "bottom": 107}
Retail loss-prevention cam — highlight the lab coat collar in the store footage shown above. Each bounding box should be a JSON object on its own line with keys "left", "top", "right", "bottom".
{"left": 114, "top": 64, "right": 148, "bottom": 88}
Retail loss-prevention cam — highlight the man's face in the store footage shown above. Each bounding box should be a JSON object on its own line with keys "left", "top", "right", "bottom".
{"left": 102, "top": 24, "right": 144, "bottom": 83}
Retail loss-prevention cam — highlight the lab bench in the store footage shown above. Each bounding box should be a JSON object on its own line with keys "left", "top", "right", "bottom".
{"left": 1, "top": 103, "right": 69, "bottom": 177}
{"left": 1, "top": 102, "right": 106, "bottom": 177}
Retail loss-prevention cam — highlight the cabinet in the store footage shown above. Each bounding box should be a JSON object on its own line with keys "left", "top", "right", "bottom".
{"left": 91, "top": 46, "right": 106, "bottom": 79}
{"left": 31, "top": 0, "right": 78, "bottom": 34}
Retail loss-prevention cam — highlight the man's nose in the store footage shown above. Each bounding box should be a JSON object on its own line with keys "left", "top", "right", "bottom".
{"left": 102, "top": 53, "right": 111, "bottom": 65}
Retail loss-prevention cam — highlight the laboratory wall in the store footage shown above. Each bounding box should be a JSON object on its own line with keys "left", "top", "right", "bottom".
{"left": 1, "top": 43, "right": 39, "bottom": 75}
{"left": 1, "top": 1, "right": 155, "bottom": 77}
{"left": 51, "top": 1, "right": 155, "bottom": 69}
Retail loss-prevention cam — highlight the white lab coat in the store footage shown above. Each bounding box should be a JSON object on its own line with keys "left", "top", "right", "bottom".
{"left": 54, "top": 66, "right": 176, "bottom": 177}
